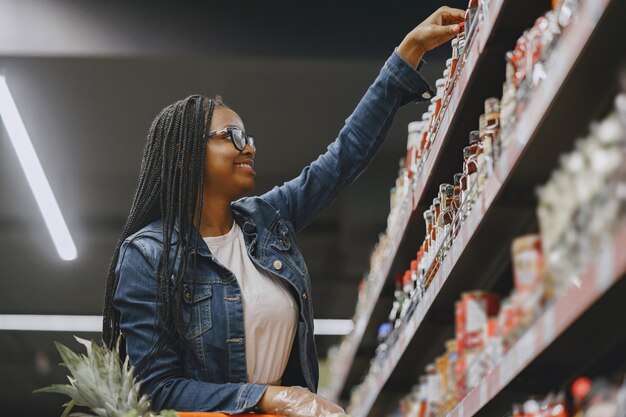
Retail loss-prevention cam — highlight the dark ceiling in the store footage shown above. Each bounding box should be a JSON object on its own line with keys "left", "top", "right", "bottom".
{"left": 0, "top": 0, "right": 465, "bottom": 414}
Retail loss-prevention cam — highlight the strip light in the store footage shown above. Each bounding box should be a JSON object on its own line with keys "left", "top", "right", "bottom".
{"left": 0, "top": 315, "right": 354, "bottom": 336}
{"left": 0, "top": 315, "right": 100, "bottom": 332}
{"left": 313, "top": 319, "right": 354, "bottom": 336}
{"left": 0, "top": 76, "right": 77, "bottom": 261}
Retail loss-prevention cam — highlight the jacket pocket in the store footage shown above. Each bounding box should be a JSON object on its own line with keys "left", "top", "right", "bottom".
{"left": 177, "top": 282, "right": 213, "bottom": 339}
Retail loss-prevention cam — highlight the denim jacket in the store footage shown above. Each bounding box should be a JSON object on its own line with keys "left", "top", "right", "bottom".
{"left": 113, "top": 49, "right": 433, "bottom": 413}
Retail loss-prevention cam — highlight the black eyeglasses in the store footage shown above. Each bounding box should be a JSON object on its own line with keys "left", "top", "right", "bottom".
{"left": 207, "top": 126, "right": 255, "bottom": 152}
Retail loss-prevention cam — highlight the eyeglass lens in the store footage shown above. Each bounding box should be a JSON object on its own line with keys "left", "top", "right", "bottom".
{"left": 232, "top": 129, "right": 254, "bottom": 151}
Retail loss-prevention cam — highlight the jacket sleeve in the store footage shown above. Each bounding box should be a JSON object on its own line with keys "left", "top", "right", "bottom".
{"left": 113, "top": 239, "right": 268, "bottom": 413}
{"left": 260, "top": 49, "right": 434, "bottom": 233}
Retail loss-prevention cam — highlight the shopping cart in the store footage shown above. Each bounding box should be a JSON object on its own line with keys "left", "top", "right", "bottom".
{"left": 176, "top": 411, "right": 278, "bottom": 417}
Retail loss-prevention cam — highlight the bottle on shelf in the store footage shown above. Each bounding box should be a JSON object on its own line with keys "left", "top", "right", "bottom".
{"left": 389, "top": 273, "right": 406, "bottom": 329}
{"left": 482, "top": 97, "right": 499, "bottom": 174}
{"left": 452, "top": 173, "right": 463, "bottom": 237}
{"left": 460, "top": 146, "right": 473, "bottom": 219}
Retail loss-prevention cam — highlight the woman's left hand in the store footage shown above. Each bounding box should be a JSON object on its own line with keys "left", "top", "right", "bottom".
{"left": 397, "top": 6, "right": 466, "bottom": 68}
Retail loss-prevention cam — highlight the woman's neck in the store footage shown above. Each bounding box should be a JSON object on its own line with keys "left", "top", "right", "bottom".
{"left": 193, "top": 195, "right": 234, "bottom": 237}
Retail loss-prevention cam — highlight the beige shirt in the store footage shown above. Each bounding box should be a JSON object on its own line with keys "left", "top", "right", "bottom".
{"left": 203, "top": 222, "right": 298, "bottom": 385}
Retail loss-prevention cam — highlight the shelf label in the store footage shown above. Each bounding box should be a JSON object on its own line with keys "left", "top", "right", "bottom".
{"left": 497, "top": 154, "right": 509, "bottom": 183}
{"left": 479, "top": 380, "right": 488, "bottom": 406}
{"left": 519, "top": 328, "right": 536, "bottom": 367}
{"left": 585, "top": 0, "right": 605, "bottom": 24}
{"left": 596, "top": 245, "right": 615, "bottom": 292}
{"left": 543, "top": 308, "right": 556, "bottom": 346}
{"left": 499, "top": 361, "right": 512, "bottom": 386}
{"left": 517, "top": 117, "right": 532, "bottom": 146}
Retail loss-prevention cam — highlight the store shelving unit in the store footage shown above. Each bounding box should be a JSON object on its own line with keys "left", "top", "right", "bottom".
{"left": 446, "top": 221, "right": 626, "bottom": 417}
{"left": 327, "top": 0, "right": 626, "bottom": 415}
{"left": 325, "top": 0, "right": 552, "bottom": 402}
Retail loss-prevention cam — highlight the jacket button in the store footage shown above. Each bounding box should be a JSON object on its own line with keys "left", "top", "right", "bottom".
{"left": 302, "top": 292, "right": 308, "bottom": 300}
{"left": 273, "top": 260, "right": 283, "bottom": 270}
{"left": 183, "top": 289, "right": 192, "bottom": 302}
{"left": 422, "top": 92, "right": 432, "bottom": 99}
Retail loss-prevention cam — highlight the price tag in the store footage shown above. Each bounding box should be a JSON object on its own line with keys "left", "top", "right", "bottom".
{"left": 516, "top": 114, "right": 533, "bottom": 146}
{"left": 543, "top": 308, "right": 556, "bottom": 346}
{"left": 585, "top": 0, "right": 604, "bottom": 23}
{"left": 519, "top": 328, "right": 536, "bottom": 367}
{"left": 495, "top": 150, "right": 508, "bottom": 181}
{"left": 444, "top": 255, "right": 453, "bottom": 276}
{"left": 469, "top": 208, "right": 480, "bottom": 234}
{"left": 499, "top": 360, "right": 511, "bottom": 386}
{"left": 596, "top": 245, "right": 614, "bottom": 292}
{"left": 479, "top": 381, "right": 488, "bottom": 406}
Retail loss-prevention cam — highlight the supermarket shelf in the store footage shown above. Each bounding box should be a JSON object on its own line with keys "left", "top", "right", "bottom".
{"left": 347, "top": 155, "right": 523, "bottom": 417}
{"left": 321, "top": 207, "right": 406, "bottom": 400}
{"left": 448, "top": 222, "right": 626, "bottom": 417}
{"left": 347, "top": 0, "right": 625, "bottom": 415}
{"left": 325, "top": 0, "right": 551, "bottom": 402}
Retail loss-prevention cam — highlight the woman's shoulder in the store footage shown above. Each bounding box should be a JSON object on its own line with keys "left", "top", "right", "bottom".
{"left": 120, "top": 218, "right": 165, "bottom": 263}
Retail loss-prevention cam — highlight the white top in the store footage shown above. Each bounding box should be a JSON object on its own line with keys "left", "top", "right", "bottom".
{"left": 203, "top": 222, "right": 298, "bottom": 385}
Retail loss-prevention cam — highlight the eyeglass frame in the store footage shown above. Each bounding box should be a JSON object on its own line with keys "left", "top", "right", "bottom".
{"left": 206, "top": 126, "right": 255, "bottom": 152}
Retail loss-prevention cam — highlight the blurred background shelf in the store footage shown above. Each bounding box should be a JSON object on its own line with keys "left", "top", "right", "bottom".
{"left": 339, "top": 0, "right": 626, "bottom": 414}
{"left": 325, "top": 0, "right": 554, "bottom": 403}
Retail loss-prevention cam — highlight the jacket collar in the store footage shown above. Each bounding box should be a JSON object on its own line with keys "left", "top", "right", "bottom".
{"left": 170, "top": 199, "right": 263, "bottom": 258}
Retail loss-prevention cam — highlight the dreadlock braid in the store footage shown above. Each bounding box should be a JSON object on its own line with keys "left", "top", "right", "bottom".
{"left": 102, "top": 94, "right": 222, "bottom": 375}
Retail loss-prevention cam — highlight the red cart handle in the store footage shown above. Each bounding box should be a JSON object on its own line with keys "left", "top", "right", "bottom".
{"left": 177, "top": 414, "right": 277, "bottom": 417}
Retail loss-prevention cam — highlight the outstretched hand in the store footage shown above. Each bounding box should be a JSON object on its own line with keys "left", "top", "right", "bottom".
{"left": 398, "top": 6, "right": 466, "bottom": 68}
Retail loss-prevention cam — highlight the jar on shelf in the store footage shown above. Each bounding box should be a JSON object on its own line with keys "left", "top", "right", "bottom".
{"left": 436, "top": 77, "right": 446, "bottom": 99}
{"left": 450, "top": 37, "right": 459, "bottom": 84}
{"left": 452, "top": 173, "right": 463, "bottom": 238}
{"left": 460, "top": 146, "right": 474, "bottom": 219}
{"left": 421, "top": 111, "right": 432, "bottom": 158}
{"left": 439, "top": 184, "right": 455, "bottom": 255}
{"left": 423, "top": 209, "right": 434, "bottom": 277}
{"left": 511, "top": 234, "right": 545, "bottom": 325}
{"left": 467, "top": 135, "right": 481, "bottom": 205}
{"left": 399, "top": 270, "right": 413, "bottom": 323}
{"left": 470, "top": 130, "right": 488, "bottom": 190}
{"left": 426, "top": 202, "right": 440, "bottom": 286}
{"left": 465, "top": 0, "right": 480, "bottom": 48}
{"left": 433, "top": 197, "right": 442, "bottom": 255}
{"left": 409, "top": 259, "right": 422, "bottom": 305}
{"left": 458, "top": 34, "right": 466, "bottom": 63}
{"left": 484, "top": 97, "right": 500, "bottom": 158}
{"left": 389, "top": 273, "right": 405, "bottom": 329}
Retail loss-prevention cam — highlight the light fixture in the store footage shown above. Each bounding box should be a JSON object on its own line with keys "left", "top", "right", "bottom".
{"left": 0, "top": 75, "right": 77, "bottom": 261}
{"left": 313, "top": 319, "right": 354, "bottom": 336}
{"left": 0, "top": 315, "right": 354, "bottom": 336}
{"left": 0, "top": 314, "right": 100, "bottom": 332}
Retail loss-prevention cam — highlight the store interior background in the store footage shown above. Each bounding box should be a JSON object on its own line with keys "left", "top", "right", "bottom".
{"left": 0, "top": 0, "right": 468, "bottom": 414}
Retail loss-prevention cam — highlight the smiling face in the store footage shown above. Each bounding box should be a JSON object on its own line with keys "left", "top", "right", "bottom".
{"left": 203, "top": 106, "right": 256, "bottom": 201}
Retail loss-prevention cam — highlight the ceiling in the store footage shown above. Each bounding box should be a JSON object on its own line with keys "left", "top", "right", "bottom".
{"left": 0, "top": 0, "right": 465, "bottom": 414}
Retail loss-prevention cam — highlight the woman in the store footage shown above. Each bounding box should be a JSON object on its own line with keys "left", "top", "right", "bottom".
{"left": 103, "top": 7, "right": 464, "bottom": 416}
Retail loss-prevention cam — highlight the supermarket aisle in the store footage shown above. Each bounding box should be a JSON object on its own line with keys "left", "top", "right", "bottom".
{"left": 321, "top": 0, "right": 626, "bottom": 417}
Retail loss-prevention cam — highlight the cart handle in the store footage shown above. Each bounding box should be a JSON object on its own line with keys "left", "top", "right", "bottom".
{"left": 177, "top": 414, "right": 277, "bottom": 417}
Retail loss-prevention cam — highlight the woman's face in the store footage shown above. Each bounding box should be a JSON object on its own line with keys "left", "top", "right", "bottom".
{"left": 204, "top": 106, "right": 256, "bottom": 200}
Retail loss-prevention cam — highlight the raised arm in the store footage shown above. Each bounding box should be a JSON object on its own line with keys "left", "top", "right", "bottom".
{"left": 261, "top": 7, "right": 464, "bottom": 232}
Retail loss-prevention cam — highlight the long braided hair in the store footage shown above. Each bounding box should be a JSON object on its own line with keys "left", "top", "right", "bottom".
{"left": 102, "top": 94, "right": 226, "bottom": 373}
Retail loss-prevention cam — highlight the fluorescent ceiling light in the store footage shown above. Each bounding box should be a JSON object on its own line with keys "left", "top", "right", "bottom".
{"left": 0, "top": 315, "right": 354, "bottom": 336}
{"left": 0, "top": 315, "right": 100, "bottom": 332}
{"left": 313, "top": 319, "right": 354, "bottom": 336}
{"left": 0, "top": 75, "right": 77, "bottom": 261}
